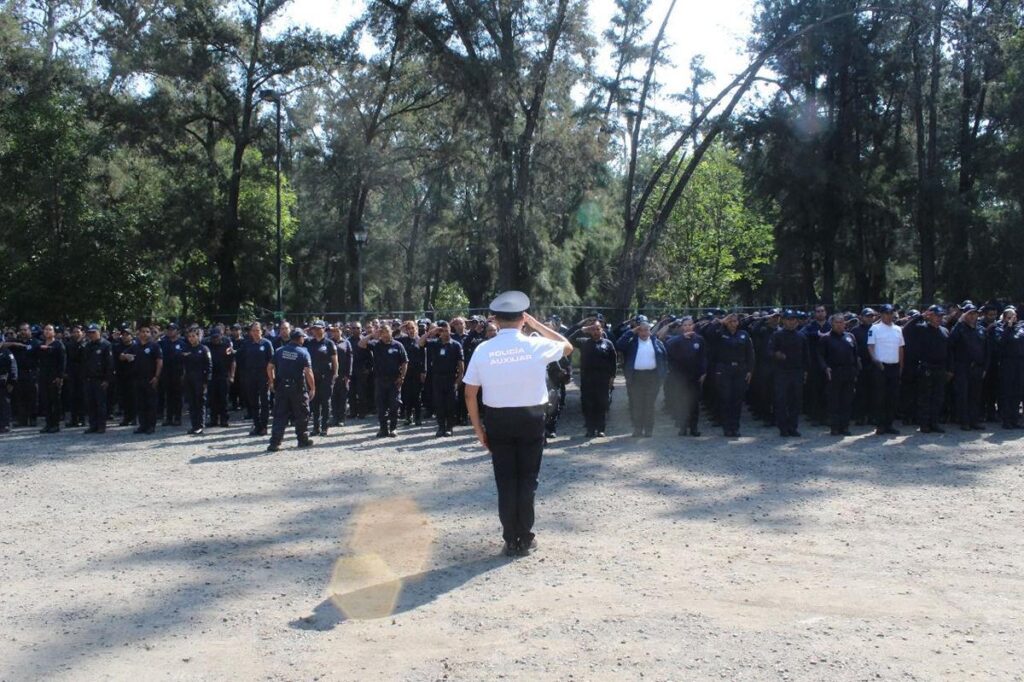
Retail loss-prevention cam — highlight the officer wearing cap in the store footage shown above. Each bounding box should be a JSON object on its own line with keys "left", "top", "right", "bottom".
{"left": 180, "top": 327, "right": 212, "bottom": 435}
{"left": 463, "top": 291, "right": 573, "bottom": 557}
{"left": 851, "top": 308, "right": 877, "bottom": 425}
{"left": 159, "top": 323, "right": 185, "bottom": 427}
{"left": 65, "top": 325, "right": 87, "bottom": 428}
{"left": 129, "top": 325, "right": 163, "bottom": 434}
{"left": 328, "top": 323, "right": 353, "bottom": 427}
{"left": 397, "top": 320, "right": 425, "bottom": 427}
{"left": 81, "top": 324, "right": 112, "bottom": 434}
{"left": 712, "top": 312, "right": 755, "bottom": 437}
{"left": 572, "top": 314, "right": 617, "bottom": 438}
{"left": 228, "top": 324, "right": 245, "bottom": 412}
{"left": 266, "top": 328, "right": 316, "bottom": 451}
{"left": 663, "top": 316, "right": 706, "bottom": 437}
{"left": 420, "top": 321, "right": 464, "bottom": 437}
{"left": 113, "top": 327, "right": 136, "bottom": 426}
{"left": 307, "top": 321, "right": 338, "bottom": 437}
{"left": 242, "top": 322, "right": 275, "bottom": 436}
{"left": 915, "top": 305, "right": 952, "bottom": 433}
{"left": 819, "top": 313, "right": 861, "bottom": 436}
{"left": 3, "top": 323, "right": 41, "bottom": 427}
{"left": 990, "top": 306, "right": 1023, "bottom": 428}
{"left": 948, "top": 303, "right": 988, "bottom": 430}
{"left": 768, "top": 310, "right": 809, "bottom": 437}
{"left": 867, "top": 304, "right": 904, "bottom": 435}
{"left": 207, "top": 326, "right": 235, "bottom": 427}
{"left": 750, "top": 309, "right": 780, "bottom": 426}
{"left": 0, "top": 338, "right": 17, "bottom": 433}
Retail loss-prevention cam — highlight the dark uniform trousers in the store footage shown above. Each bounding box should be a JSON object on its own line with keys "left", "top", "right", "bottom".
{"left": 163, "top": 372, "right": 183, "bottom": 424}
{"left": 826, "top": 366, "right": 857, "bottom": 432}
{"left": 184, "top": 373, "right": 207, "bottom": 431}
{"left": 484, "top": 405, "right": 546, "bottom": 545}
{"left": 580, "top": 373, "right": 613, "bottom": 434}
{"left": 246, "top": 372, "right": 270, "bottom": 431}
{"left": 401, "top": 373, "right": 423, "bottom": 422}
{"left": 916, "top": 364, "right": 947, "bottom": 429}
{"left": 773, "top": 369, "right": 803, "bottom": 435}
{"left": 15, "top": 371, "right": 38, "bottom": 425}
{"left": 67, "top": 371, "right": 86, "bottom": 426}
{"left": 311, "top": 374, "right": 334, "bottom": 431}
{"left": 853, "top": 365, "right": 874, "bottom": 424}
{"left": 357, "top": 369, "right": 375, "bottom": 418}
{"left": 716, "top": 364, "right": 748, "bottom": 434}
{"left": 39, "top": 373, "right": 63, "bottom": 429}
{"left": 270, "top": 383, "right": 310, "bottom": 445}
{"left": 432, "top": 376, "right": 457, "bottom": 432}
{"left": 627, "top": 370, "right": 659, "bottom": 434}
{"left": 331, "top": 378, "right": 348, "bottom": 425}
{"left": 998, "top": 359, "right": 1022, "bottom": 427}
{"left": 375, "top": 379, "right": 401, "bottom": 431}
{"left": 208, "top": 375, "right": 230, "bottom": 425}
{"left": 952, "top": 363, "right": 984, "bottom": 427}
{"left": 135, "top": 380, "right": 158, "bottom": 431}
{"left": 874, "top": 363, "right": 901, "bottom": 429}
{"left": 117, "top": 371, "right": 135, "bottom": 423}
{"left": 0, "top": 379, "right": 10, "bottom": 430}
{"left": 85, "top": 378, "right": 107, "bottom": 431}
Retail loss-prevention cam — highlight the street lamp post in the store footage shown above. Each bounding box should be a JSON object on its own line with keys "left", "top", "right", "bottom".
{"left": 354, "top": 225, "right": 368, "bottom": 312}
{"left": 259, "top": 89, "right": 283, "bottom": 318}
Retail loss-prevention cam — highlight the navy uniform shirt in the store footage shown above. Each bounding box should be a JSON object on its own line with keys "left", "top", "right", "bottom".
{"left": 83, "top": 339, "right": 113, "bottom": 381}
{"left": 38, "top": 339, "right": 67, "bottom": 378}
{"left": 575, "top": 335, "right": 618, "bottom": 378}
{"left": 271, "top": 342, "right": 312, "bottom": 387}
{"left": 66, "top": 340, "right": 87, "bottom": 377}
{"left": 398, "top": 335, "right": 425, "bottom": 373}
{"left": 769, "top": 328, "right": 810, "bottom": 371}
{"left": 160, "top": 336, "right": 186, "bottom": 375}
{"left": 181, "top": 342, "right": 212, "bottom": 381}
{"left": 713, "top": 327, "right": 755, "bottom": 369}
{"left": 351, "top": 335, "right": 372, "bottom": 372}
{"left": 334, "top": 336, "right": 354, "bottom": 379}
{"left": 0, "top": 348, "right": 17, "bottom": 383}
{"left": 851, "top": 323, "right": 873, "bottom": 365}
{"left": 367, "top": 340, "right": 408, "bottom": 382}
{"left": 425, "top": 339, "right": 464, "bottom": 377}
{"left": 917, "top": 324, "right": 950, "bottom": 368}
{"left": 665, "top": 333, "right": 706, "bottom": 379}
{"left": 231, "top": 335, "right": 246, "bottom": 373}
{"left": 131, "top": 340, "right": 162, "bottom": 381}
{"left": 209, "top": 339, "right": 235, "bottom": 377}
{"left": 308, "top": 336, "right": 338, "bottom": 376}
{"left": 818, "top": 330, "right": 859, "bottom": 371}
{"left": 11, "top": 337, "right": 40, "bottom": 374}
{"left": 113, "top": 339, "right": 134, "bottom": 378}
{"left": 948, "top": 320, "right": 988, "bottom": 368}
{"left": 241, "top": 337, "right": 275, "bottom": 374}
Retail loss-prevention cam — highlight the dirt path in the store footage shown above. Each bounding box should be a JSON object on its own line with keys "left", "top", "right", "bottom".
{"left": 2, "top": 380, "right": 1022, "bottom": 681}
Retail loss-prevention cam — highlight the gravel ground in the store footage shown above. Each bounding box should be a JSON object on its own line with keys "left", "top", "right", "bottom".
{"left": 1, "top": 379, "right": 1023, "bottom": 681}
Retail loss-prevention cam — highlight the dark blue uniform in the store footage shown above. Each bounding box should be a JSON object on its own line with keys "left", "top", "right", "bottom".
{"left": 948, "top": 319, "right": 988, "bottom": 429}
{"left": 113, "top": 338, "right": 136, "bottom": 424}
{"left": 83, "top": 337, "right": 113, "bottom": 432}
{"left": 819, "top": 330, "right": 860, "bottom": 434}
{"left": 38, "top": 339, "right": 67, "bottom": 431}
{"left": 398, "top": 335, "right": 425, "bottom": 425}
{"left": 664, "top": 333, "right": 705, "bottom": 435}
{"left": 159, "top": 336, "right": 186, "bottom": 425}
{"left": 367, "top": 339, "right": 408, "bottom": 435}
{"left": 768, "top": 328, "right": 809, "bottom": 436}
{"left": 425, "top": 340, "right": 463, "bottom": 434}
{"left": 207, "top": 337, "right": 235, "bottom": 426}
{"left": 331, "top": 334, "right": 353, "bottom": 426}
{"left": 990, "top": 321, "right": 1024, "bottom": 428}
{"left": 351, "top": 335, "right": 374, "bottom": 418}
{"left": 800, "top": 321, "right": 830, "bottom": 423}
{"left": 851, "top": 323, "right": 874, "bottom": 424}
{"left": 181, "top": 341, "right": 212, "bottom": 432}
{"left": 575, "top": 335, "right": 619, "bottom": 435}
{"left": 10, "top": 337, "right": 40, "bottom": 426}
{"left": 131, "top": 340, "right": 163, "bottom": 433}
{"left": 269, "top": 342, "right": 312, "bottom": 446}
{"left": 229, "top": 333, "right": 245, "bottom": 411}
{"left": 0, "top": 348, "right": 17, "bottom": 431}
{"left": 307, "top": 335, "right": 337, "bottom": 434}
{"left": 242, "top": 337, "right": 274, "bottom": 434}
{"left": 65, "top": 339, "right": 87, "bottom": 427}
{"left": 711, "top": 328, "right": 754, "bottom": 436}
{"left": 915, "top": 324, "right": 950, "bottom": 431}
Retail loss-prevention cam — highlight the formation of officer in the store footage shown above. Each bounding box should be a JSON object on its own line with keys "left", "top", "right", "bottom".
{"left": 6, "top": 298, "right": 1024, "bottom": 442}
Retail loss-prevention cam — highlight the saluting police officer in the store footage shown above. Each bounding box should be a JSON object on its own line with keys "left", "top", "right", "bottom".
{"left": 130, "top": 326, "right": 163, "bottom": 434}
{"left": 421, "top": 321, "right": 464, "bottom": 437}
{"left": 397, "top": 320, "right": 425, "bottom": 426}
{"left": 242, "top": 322, "right": 275, "bottom": 436}
{"left": 37, "top": 324, "right": 67, "bottom": 433}
{"left": 358, "top": 324, "right": 408, "bottom": 438}
{"left": 948, "top": 303, "right": 988, "bottom": 430}
{"left": 712, "top": 312, "right": 755, "bottom": 438}
{"left": 82, "top": 324, "right": 112, "bottom": 434}
{"left": 181, "top": 327, "right": 212, "bottom": 435}
{"left": 307, "top": 321, "right": 338, "bottom": 437}
{"left": 867, "top": 304, "right": 905, "bottom": 435}
{"left": 573, "top": 316, "right": 618, "bottom": 438}
{"left": 990, "top": 306, "right": 1023, "bottom": 429}
{"left": 159, "top": 324, "right": 186, "bottom": 427}
{"left": 819, "top": 313, "right": 861, "bottom": 436}
{"left": 329, "top": 323, "right": 353, "bottom": 427}
{"left": 65, "top": 325, "right": 87, "bottom": 428}
{"left": 915, "top": 305, "right": 952, "bottom": 433}
{"left": 206, "top": 326, "right": 235, "bottom": 427}
{"left": 0, "top": 341, "right": 17, "bottom": 433}
{"left": 266, "top": 328, "right": 316, "bottom": 451}
{"left": 463, "top": 291, "right": 573, "bottom": 557}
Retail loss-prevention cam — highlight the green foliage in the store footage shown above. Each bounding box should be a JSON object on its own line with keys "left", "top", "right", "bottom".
{"left": 645, "top": 145, "right": 774, "bottom": 308}
{"left": 432, "top": 282, "right": 470, "bottom": 317}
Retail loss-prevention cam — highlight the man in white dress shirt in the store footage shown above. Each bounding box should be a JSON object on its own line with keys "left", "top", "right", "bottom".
{"left": 463, "top": 291, "right": 573, "bottom": 557}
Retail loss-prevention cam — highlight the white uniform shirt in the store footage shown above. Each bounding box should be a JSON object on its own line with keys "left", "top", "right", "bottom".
{"left": 867, "top": 321, "right": 904, "bottom": 363}
{"left": 633, "top": 337, "right": 657, "bottom": 370}
{"left": 462, "top": 329, "right": 566, "bottom": 408}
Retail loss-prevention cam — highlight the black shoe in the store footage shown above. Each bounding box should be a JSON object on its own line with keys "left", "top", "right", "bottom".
{"left": 677, "top": 429, "right": 687, "bottom": 437}
{"left": 545, "top": 431, "right": 556, "bottom": 439}
{"left": 841, "top": 430, "right": 852, "bottom": 436}
{"left": 375, "top": 429, "right": 388, "bottom": 439}
{"left": 961, "top": 424, "right": 972, "bottom": 431}
{"left": 29, "top": 419, "right": 37, "bottom": 427}
{"left": 404, "top": 417, "right": 412, "bottom": 426}
{"left": 516, "top": 537, "right": 537, "bottom": 557}
{"left": 173, "top": 419, "right": 182, "bottom": 426}
{"left": 886, "top": 427, "right": 900, "bottom": 435}
{"left": 188, "top": 428, "right": 204, "bottom": 435}
{"left": 969, "top": 423, "right": 983, "bottom": 430}
{"left": 435, "top": 428, "right": 445, "bottom": 438}
{"left": 690, "top": 429, "right": 701, "bottom": 437}
{"left": 931, "top": 425, "right": 945, "bottom": 433}
{"left": 414, "top": 419, "right": 422, "bottom": 426}
{"left": 503, "top": 540, "right": 517, "bottom": 557}
{"left": 84, "top": 427, "right": 97, "bottom": 434}
{"left": 133, "top": 427, "right": 146, "bottom": 434}
{"left": 790, "top": 430, "right": 801, "bottom": 437}
{"left": 444, "top": 430, "right": 453, "bottom": 437}
{"left": 919, "top": 426, "right": 932, "bottom": 433}
{"left": 267, "top": 442, "right": 281, "bottom": 452}
{"left": 320, "top": 429, "right": 329, "bottom": 437}
{"left": 119, "top": 421, "right": 132, "bottom": 427}
{"left": 248, "top": 428, "right": 260, "bottom": 436}
{"left": 310, "top": 428, "right": 321, "bottom": 437}
{"left": 631, "top": 430, "right": 642, "bottom": 437}
{"left": 257, "top": 428, "right": 267, "bottom": 436}
{"left": 297, "top": 439, "right": 314, "bottom": 449}
{"left": 596, "top": 431, "right": 606, "bottom": 437}
{"left": 387, "top": 430, "right": 397, "bottom": 438}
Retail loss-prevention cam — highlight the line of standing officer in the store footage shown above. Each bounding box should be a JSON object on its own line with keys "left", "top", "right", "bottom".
{"left": 572, "top": 316, "right": 618, "bottom": 438}
{"left": 358, "top": 325, "right": 408, "bottom": 438}
{"left": 818, "top": 313, "right": 861, "bottom": 436}
{"left": 711, "top": 312, "right": 754, "bottom": 438}
{"left": 948, "top": 304, "right": 988, "bottom": 430}
{"left": 206, "top": 326, "right": 235, "bottom": 427}
{"left": 266, "top": 328, "right": 316, "bottom": 451}
{"left": 181, "top": 327, "right": 212, "bottom": 435}
{"left": 307, "top": 321, "right": 338, "bottom": 437}
{"left": 768, "top": 310, "right": 809, "bottom": 437}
